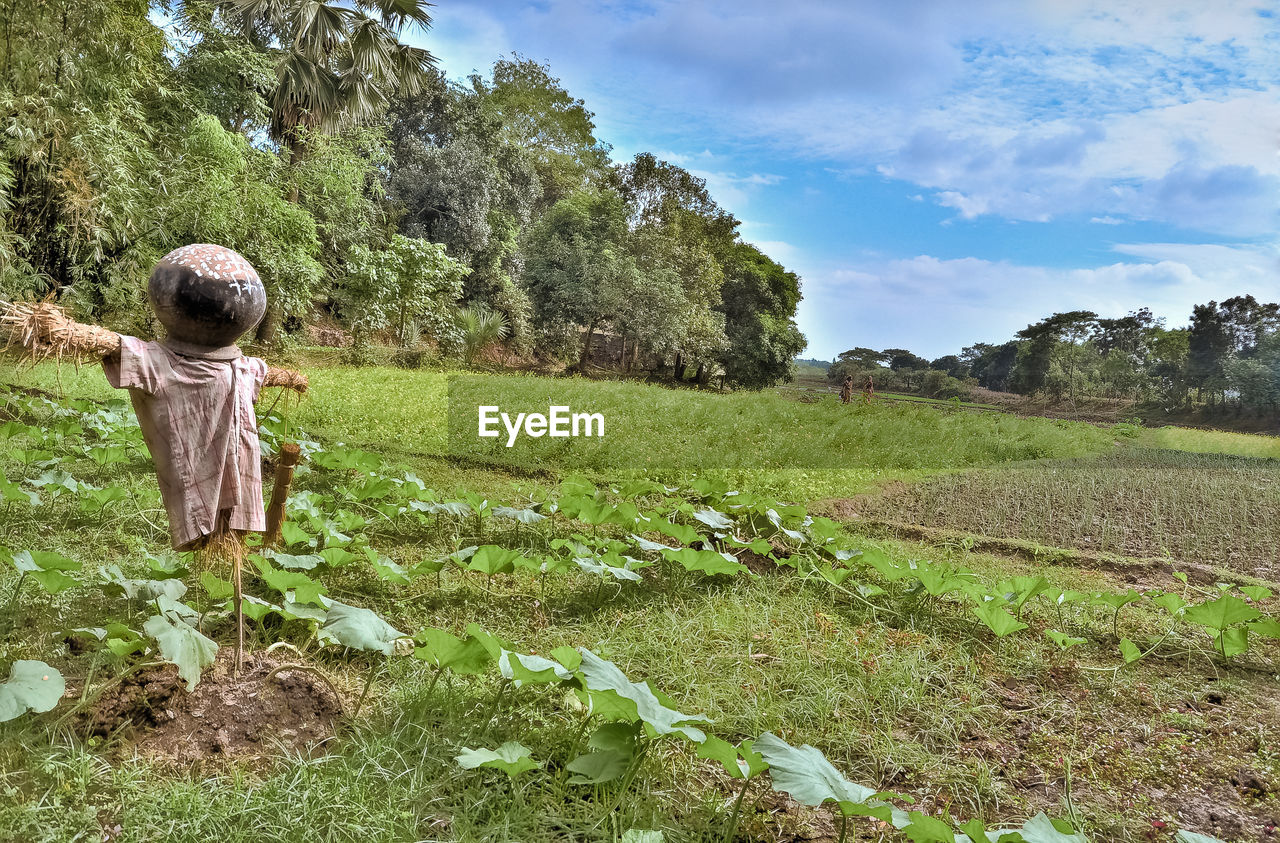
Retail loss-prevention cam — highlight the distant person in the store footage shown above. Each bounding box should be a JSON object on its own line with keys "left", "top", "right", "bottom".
{"left": 840, "top": 375, "right": 853, "bottom": 403}
{"left": 863, "top": 374, "right": 875, "bottom": 402}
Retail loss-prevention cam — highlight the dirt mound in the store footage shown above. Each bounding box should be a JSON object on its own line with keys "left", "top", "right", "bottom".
{"left": 84, "top": 650, "right": 344, "bottom": 764}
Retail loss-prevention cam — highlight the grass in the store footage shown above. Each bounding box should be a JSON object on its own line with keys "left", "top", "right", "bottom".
{"left": 3, "top": 358, "right": 1280, "bottom": 842}
{"left": 1140, "top": 425, "right": 1280, "bottom": 460}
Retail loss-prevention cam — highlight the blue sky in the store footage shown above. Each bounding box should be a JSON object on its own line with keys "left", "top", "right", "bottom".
{"left": 415, "top": 0, "right": 1280, "bottom": 360}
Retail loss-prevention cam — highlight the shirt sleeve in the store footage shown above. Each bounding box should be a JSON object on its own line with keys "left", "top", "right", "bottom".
{"left": 102, "top": 336, "right": 164, "bottom": 395}
{"left": 245, "top": 356, "right": 269, "bottom": 403}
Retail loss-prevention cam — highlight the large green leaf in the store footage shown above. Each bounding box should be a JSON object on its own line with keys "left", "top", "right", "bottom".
{"left": 971, "top": 601, "right": 1028, "bottom": 637}
{"left": 11, "top": 550, "right": 80, "bottom": 572}
{"left": 465, "top": 545, "right": 520, "bottom": 576}
{"left": 1012, "top": 813, "right": 1087, "bottom": 843}
{"left": 574, "top": 649, "right": 710, "bottom": 741}
{"left": 455, "top": 741, "right": 539, "bottom": 778}
{"left": 1183, "top": 595, "right": 1261, "bottom": 632}
{"left": 499, "top": 650, "right": 572, "bottom": 686}
{"left": 0, "top": 660, "right": 65, "bottom": 721}
{"left": 662, "top": 547, "right": 748, "bottom": 577}
{"left": 412, "top": 627, "right": 482, "bottom": 671}
{"left": 322, "top": 601, "right": 406, "bottom": 655}
{"left": 697, "top": 735, "right": 767, "bottom": 779}
{"left": 143, "top": 614, "right": 217, "bottom": 691}
{"left": 254, "top": 558, "right": 327, "bottom": 605}
{"left": 566, "top": 749, "right": 632, "bottom": 784}
{"left": 754, "top": 732, "right": 876, "bottom": 812}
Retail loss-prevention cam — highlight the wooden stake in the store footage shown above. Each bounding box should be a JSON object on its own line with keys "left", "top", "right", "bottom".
{"left": 264, "top": 442, "right": 302, "bottom": 548}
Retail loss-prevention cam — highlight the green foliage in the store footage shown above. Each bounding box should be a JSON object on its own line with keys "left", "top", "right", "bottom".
{"left": 341, "top": 234, "right": 468, "bottom": 351}
{"left": 455, "top": 742, "right": 539, "bottom": 778}
{"left": 0, "top": 661, "right": 64, "bottom": 722}
{"left": 142, "top": 612, "right": 217, "bottom": 692}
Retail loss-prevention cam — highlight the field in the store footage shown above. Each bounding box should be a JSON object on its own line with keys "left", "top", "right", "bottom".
{"left": 2, "top": 359, "right": 1280, "bottom": 843}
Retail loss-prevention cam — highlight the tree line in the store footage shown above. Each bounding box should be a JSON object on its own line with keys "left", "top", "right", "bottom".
{"left": 0, "top": 0, "right": 805, "bottom": 389}
{"left": 828, "top": 296, "right": 1280, "bottom": 414}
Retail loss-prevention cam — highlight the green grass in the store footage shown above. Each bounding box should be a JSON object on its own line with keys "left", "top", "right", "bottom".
{"left": 1140, "top": 425, "right": 1280, "bottom": 460}
{"left": 4, "top": 360, "right": 1280, "bottom": 842}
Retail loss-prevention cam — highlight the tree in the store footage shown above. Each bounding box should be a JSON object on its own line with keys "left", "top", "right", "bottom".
{"left": 1012, "top": 311, "right": 1097, "bottom": 399}
{"left": 338, "top": 234, "right": 468, "bottom": 352}
{"left": 218, "top": 0, "right": 435, "bottom": 154}
{"left": 887, "top": 350, "right": 928, "bottom": 372}
{"left": 929, "top": 355, "right": 968, "bottom": 379}
{"left": 206, "top": 0, "right": 437, "bottom": 343}
{"left": 1148, "top": 328, "right": 1191, "bottom": 408}
{"left": 522, "top": 188, "right": 638, "bottom": 368}
{"left": 1218, "top": 295, "right": 1280, "bottom": 357}
{"left": 384, "top": 71, "right": 540, "bottom": 347}
{"left": 1187, "top": 302, "right": 1232, "bottom": 405}
{"left": 473, "top": 56, "right": 611, "bottom": 211}
{"left": 716, "top": 243, "right": 806, "bottom": 389}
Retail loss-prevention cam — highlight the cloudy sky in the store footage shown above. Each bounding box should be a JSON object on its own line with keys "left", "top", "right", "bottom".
{"left": 415, "top": 0, "right": 1280, "bottom": 360}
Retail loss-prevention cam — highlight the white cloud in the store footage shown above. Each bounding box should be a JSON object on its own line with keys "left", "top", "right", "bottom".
{"left": 798, "top": 244, "right": 1277, "bottom": 358}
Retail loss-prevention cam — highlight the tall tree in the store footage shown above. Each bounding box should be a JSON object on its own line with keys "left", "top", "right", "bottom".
{"left": 522, "top": 187, "right": 637, "bottom": 369}
{"left": 204, "top": 0, "right": 437, "bottom": 343}
{"left": 1187, "top": 302, "right": 1232, "bottom": 404}
{"left": 1012, "top": 311, "right": 1097, "bottom": 399}
{"left": 473, "top": 56, "right": 611, "bottom": 211}
{"left": 716, "top": 243, "right": 806, "bottom": 389}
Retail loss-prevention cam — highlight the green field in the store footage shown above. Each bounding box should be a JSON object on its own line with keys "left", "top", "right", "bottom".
{"left": 3, "top": 360, "right": 1280, "bottom": 843}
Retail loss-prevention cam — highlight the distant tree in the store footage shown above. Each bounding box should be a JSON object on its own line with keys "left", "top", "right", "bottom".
{"left": 384, "top": 71, "right": 540, "bottom": 347}
{"left": 929, "top": 354, "right": 968, "bottom": 379}
{"left": 1218, "top": 295, "right": 1280, "bottom": 357}
{"left": 962, "top": 343, "right": 1020, "bottom": 392}
{"left": 338, "top": 234, "right": 468, "bottom": 351}
{"left": 473, "top": 55, "right": 612, "bottom": 211}
{"left": 522, "top": 188, "right": 638, "bottom": 368}
{"left": 887, "top": 351, "right": 928, "bottom": 371}
{"left": 1187, "top": 302, "right": 1232, "bottom": 404}
{"left": 1013, "top": 311, "right": 1097, "bottom": 399}
{"left": 839, "top": 347, "right": 888, "bottom": 368}
{"left": 1149, "top": 328, "right": 1191, "bottom": 407}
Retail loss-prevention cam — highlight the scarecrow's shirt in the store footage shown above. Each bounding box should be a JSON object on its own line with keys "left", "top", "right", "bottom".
{"left": 104, "top": 336, "right": 268, "bottom": 550}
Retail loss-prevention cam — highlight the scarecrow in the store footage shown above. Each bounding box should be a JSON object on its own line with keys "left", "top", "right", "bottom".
{"left": 2, "top": 244, "right": 308, "bottom": 672}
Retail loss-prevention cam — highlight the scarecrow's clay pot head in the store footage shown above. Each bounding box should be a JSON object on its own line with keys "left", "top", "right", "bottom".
{"left": 148, "top": 244, "right": 267, "bottom": 360}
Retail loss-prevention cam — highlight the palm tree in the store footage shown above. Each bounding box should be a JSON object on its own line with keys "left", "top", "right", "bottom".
{"left": 226, "top": 0, "right": 436, "bottom": 156}
{"left": 219, "top": 0, "right": 436, "bottom": 343}
{"left": 456, "top": 306, "right": 510, "bottom": 365}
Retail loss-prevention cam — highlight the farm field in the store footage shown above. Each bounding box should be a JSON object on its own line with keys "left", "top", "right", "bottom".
{"left": 2, "top": 361, "right": 1280, "bottom": 843}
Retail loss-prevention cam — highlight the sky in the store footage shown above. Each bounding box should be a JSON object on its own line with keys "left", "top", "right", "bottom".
{"left": 413, "top": 0, "right": 1280, "bottom": 360}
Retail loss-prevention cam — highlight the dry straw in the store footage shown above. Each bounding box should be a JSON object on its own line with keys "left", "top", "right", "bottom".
{"left": 1, "top": 301, "right": 119, "bottom": 361}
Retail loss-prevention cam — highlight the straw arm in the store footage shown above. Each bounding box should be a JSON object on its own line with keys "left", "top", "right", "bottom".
{"left": 264, "top": 366, "right": 308, "bottom": 393}
{"left": 1, "top": 301, "right": 120, "bottom": 361}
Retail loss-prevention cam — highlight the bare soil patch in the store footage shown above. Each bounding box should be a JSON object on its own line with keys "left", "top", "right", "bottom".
{"left": 82, "top": 650, "right": 343, "bottom": 764}
{"left": 836, "top": 449, "right": 1280, "bottom": 583}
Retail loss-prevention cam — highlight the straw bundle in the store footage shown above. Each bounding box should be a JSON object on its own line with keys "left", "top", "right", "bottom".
{"left": 1, "top": 301, "right": 119, "bottom": 361}
{"left": 264, "top": 366, "right": 308, "bottom": 393}
{"left": 200, "top": 529, "right": 248, "bottom": 674}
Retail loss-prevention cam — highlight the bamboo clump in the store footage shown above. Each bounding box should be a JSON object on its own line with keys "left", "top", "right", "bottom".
{"left": 1, "top": 301, "right": 120, "bottom": 361}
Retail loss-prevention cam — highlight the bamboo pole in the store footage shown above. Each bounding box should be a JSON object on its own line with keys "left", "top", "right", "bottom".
{"left": 263, "top": 442, "right": 302, "bottom": 547}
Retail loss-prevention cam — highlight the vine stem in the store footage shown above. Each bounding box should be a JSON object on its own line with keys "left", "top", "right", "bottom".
{"left": 351, "top": 661, "right": 379, "bottom": 719}
{"left": 722, "top": 776, "right": 753, "bottom": 843}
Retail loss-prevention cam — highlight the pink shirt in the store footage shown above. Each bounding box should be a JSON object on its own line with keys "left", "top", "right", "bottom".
{"left": 104, "top": 337, "right": 268, "bottom": 550}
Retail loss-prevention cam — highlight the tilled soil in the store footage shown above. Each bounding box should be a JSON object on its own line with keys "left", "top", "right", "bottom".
{"left": 82, "top": 649, "right": 344, "bottom": 764}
